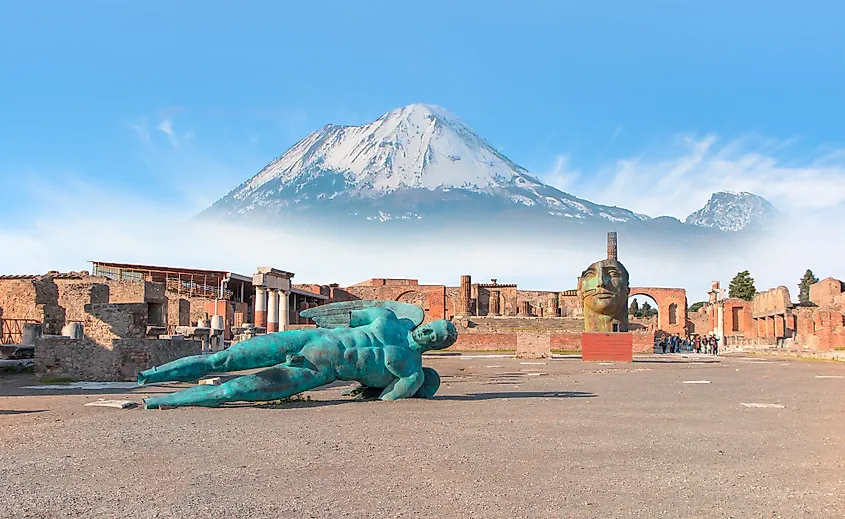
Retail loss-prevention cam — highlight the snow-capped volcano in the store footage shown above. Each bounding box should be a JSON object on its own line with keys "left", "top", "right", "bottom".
{"left": 203, "top": 104, "right": 646, "bottom": 225}
{"left": 685, "top": 191, "right": 777, "bottom": 232}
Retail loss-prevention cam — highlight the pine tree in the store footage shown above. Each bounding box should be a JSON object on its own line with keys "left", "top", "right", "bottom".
{"left": 629, "top": 299, "right": 640, "bottom": 316}
{"left": 641, "top": 300, "right": 653, "bottom": 318}
{"left": 689, "top": 301, "right": 706, "bottom": 313}
{"left": 798, "top": 269, "right": 819, "bottom": 303}
{"left": 729, "top": 270, "right": 757, "bottom": 301}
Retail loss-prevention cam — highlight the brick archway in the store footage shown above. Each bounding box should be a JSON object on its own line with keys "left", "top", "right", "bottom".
{"left": 628, "top": 287, "right": 688, "bottom": 337}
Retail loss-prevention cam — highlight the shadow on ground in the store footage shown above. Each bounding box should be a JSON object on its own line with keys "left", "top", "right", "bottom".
{"left": 0, "top": 409, "right": 48, "bottom": 415}
{"left": 436, "top": 391, "right": 596, "bottom": 401}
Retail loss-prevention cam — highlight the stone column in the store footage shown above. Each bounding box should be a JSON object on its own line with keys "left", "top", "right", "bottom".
{"left": 255, "top": 286, "right": 267, "bottom": 328}
{"left": 519, "top": 301, "right": 531, "bottom": 316}
{"left": 267, "top": 288, "right": 279, "bottom": 333}
{"left": 607, "top": 231, "right": 618, "bottom": 260}
{"left": 279, "top": 290, "right": 289, "bottom": 331}
{"left": 488, "top": 291, "right": 500, "bottom": 316}
{"left": 716, "top": 301, "right": 724, "bottom": 345}
{"left": 549, "top": 293, "right": 560, "bottom": 317}
{"left": 459, "top": 275, "right": 472, "bottom": 317}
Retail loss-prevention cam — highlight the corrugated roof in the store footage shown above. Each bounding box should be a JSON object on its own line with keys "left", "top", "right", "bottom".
{"left": 90, "top": 261, "right": 248, "bottom": 279}
{"left": 0, "top": 273, "right": 85, "bottom": 280}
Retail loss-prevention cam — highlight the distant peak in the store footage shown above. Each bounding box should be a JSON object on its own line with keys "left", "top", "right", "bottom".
{"left": 686, "top": 191, "right": 776, "bottom": 232}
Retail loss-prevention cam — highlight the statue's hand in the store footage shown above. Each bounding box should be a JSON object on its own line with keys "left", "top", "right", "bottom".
{"left": 379, "top": 371, "right": 425, "bottom": 401}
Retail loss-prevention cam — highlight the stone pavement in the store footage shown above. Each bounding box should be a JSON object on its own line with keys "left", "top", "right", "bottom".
{"left": 1, "top": 354, "right": 844, "bottom": 518}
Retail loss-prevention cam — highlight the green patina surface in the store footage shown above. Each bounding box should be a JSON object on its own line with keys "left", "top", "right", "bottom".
{"left": 578, "top": 258, "right": 631, "bottom": 333}
{"left": 139, "top": 301, "right": 457, "bottom": 409}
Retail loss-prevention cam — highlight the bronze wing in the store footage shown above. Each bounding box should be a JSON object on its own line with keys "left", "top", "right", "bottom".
{"left": 299, "top": 300, "right": 425, "bottom": 329}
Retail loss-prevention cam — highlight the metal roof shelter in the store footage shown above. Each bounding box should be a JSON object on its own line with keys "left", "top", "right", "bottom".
{"left": 90, "top": 261, "right": 253, "bottom": 301}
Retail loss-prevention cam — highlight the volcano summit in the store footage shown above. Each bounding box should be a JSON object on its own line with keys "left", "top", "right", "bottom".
{"left": 201, "top": 104, "right": 772, "bottom": 241}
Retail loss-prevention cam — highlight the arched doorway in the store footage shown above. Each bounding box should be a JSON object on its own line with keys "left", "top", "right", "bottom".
{"left": 628, "top": 287, "right": 688, "bottom": 338}
{"left": 627, "top": 294, "right": 659, "bottom": 333}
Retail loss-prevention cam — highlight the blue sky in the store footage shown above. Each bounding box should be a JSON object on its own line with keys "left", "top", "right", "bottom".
{"left": 3, "top": 1, "right": 844, "bottom": 214}
{"left": 1, "top": 1, "right": 844, "bottom": 293}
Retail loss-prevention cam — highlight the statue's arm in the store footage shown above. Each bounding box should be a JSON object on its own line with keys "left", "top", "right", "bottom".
{"left": 349, "top": 307, "right": 397, "bottom": 327}
{"left": 379, "top": 370, "right": 424, "bottom": 401}
{"left": 380, "top": 347, "right": 424, "bottom": 400}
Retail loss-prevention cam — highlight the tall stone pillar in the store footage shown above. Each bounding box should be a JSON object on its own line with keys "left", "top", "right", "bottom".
{"left": 607, "top": 231, "right": 618, "bottom": 260}
{"left": 255, "top": 286, "right": 267, "bottom": 328}
{"left": 488, "top": 291, "right": 500, "bottom": 316}
{"left": 279, "top": 290, "right": 289, "bottom": 331}
{"left": 716, "top": 302, "right": 724, "bottom": 345}
{"left": 549, "top": 293, "right": 560, "bottom": 317}
{"left": 267, "top": 288, "right": 279, "bottom": 333}
{"left": 459, "top": 275, "right": 472, "bottom": 317}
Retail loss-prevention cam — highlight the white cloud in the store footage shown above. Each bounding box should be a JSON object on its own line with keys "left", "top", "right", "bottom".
{"left": 129, "top": 117, "right": 151, "bottom": 145}
{"left": 156, "top": 117, "right": 179, "bottom": 148}
{"left": 541, "top": 155, "right": 581, "bottom": 192}
{"left": 565, "top": 134, "right": 845, "bottom": 219}
{"left": 4, "top": 125, "right": 845, "bottom": 309}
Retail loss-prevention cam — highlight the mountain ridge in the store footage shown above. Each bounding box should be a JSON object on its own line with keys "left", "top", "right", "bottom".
{"left": 201, "top": 103, "right": 775, "bottom": 239}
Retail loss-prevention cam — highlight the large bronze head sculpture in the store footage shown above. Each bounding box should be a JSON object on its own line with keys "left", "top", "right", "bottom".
{"left": 578, "top": 258, "right": 630, "bottom": 332}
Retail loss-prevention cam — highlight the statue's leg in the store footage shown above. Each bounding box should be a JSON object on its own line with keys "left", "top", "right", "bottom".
{"left": 143, "top": 363, "right": 333, "bottom": 409}
{"left": 138, "top": 330, "right": 314, "bottom": 385}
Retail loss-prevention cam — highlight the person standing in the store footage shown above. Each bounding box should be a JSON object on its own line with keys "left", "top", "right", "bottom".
{"left": 713, "top": 335, "right": 719, "bottom": 356}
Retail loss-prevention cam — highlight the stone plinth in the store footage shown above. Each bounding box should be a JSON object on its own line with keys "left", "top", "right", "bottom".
{"left": 516, "top": 331, "right": 551, "bottom": 359}
{"left": 581, "top": 332, "right": 633, "bottom": 362}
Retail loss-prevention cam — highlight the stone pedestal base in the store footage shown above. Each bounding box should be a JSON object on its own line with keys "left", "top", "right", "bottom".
{"left": 516, "top": 331, "right": 551, "bottom": 359}
{"left": 582, "top": 332, "right": 633, "bottom": 362}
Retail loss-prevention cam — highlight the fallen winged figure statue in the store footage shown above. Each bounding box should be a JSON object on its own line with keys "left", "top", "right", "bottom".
{"left": 138, "top": 300, "right": 457, "bottom": 409}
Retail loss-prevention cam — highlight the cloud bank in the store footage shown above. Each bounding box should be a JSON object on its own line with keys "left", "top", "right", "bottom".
{"left": 2, "top": 119, "right": 844, "bottom": 305}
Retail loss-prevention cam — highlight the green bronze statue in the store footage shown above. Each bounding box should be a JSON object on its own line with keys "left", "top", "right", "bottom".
{"left": 578, "top": 258, "right": 630, "bottom": 332}
{"left": 138, "top": 301, "right": 457, "bottom": 409}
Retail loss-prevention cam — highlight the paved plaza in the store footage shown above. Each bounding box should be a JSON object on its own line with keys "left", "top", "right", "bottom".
{"left": 2, "top": 354, "right": 845, "bottom": 518}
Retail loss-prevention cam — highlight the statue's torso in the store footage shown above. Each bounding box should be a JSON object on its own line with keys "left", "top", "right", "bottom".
{"left": 299, "top": 317, "right": 415, "bottom": 386}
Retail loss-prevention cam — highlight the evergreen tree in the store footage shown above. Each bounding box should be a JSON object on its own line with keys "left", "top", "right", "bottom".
{"left": 728, "top": 270, "right": 757, "bottom": 301}
{"left": 689, "top": 301, "right": 706, "bottom": 313}
{"left": 798, "top": 269, "right": 819, "bottom": 303}
{"left": 629, "top": 299, "right": 640, "bottom": 316}
{"left": 641, "top": 300, "right": 653, "bottom": 318}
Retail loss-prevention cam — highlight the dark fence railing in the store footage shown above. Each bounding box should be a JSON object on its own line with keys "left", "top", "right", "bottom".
{"left": 1, "top": 318, "right": 40, "bottom": 345}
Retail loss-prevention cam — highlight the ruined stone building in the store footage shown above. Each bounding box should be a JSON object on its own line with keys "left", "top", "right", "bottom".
{"left": 694, "top": 277, "right": 845, "bottom": 351}
{"left": 0, "top": 262, "right": 328, "bottom": 381}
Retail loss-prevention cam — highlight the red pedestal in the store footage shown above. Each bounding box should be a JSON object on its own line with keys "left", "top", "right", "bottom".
{"left": 582, "top": 332, "right": 633, "bottom": 362}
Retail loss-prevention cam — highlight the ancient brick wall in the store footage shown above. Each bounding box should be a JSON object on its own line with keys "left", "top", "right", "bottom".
{"left": 165, "top": 293, "right": 212, "bottom": 326}
{"left": 449, "top": 332, "right": 518, "bottom": 351}
{"left": 559, "top": 293, "right": 580, "bottom": 317}
{"left": 83, "top": 303, "right": 148, "bottom": 347}
{"left": 55, "top": 279, "right": 110, "bottom": 322}
{"left": 461, "top": 317, "right": 584, "bottom": 333}
{"left": 517, "top": 290, "right": 562, "bottom": 317}
{"left": 36, "top": 336, "right": 202, "bottom": 381}
{"left": 105, "top": 280, "right": 147, "bottom": 303}
{"left": 628, "top": 287, "right": 687, "bottom": 337}
{"left": 516, "top": 331, "right": 551, "bottom": 358}
{"left": 342, "top": 283, "right": 447, "bottom": 323}
{"left": 0, "top": 279, "right": 41, "bottom": 320}
{"left": 449, "top": 317, "right": 654, "bottom": 353}
{"left": 810, "top": 278, "right": 844, "bottom": 308}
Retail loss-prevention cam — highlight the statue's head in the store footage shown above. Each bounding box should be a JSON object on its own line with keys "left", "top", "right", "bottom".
{"left": 578, "top": 259, "right": 630, "bottom": 330}
{"left": 410, "top": 319, "right": 458, "bottom": 352}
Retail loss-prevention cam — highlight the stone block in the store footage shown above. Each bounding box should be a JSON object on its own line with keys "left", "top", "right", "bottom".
{"left": 516, "top": 331, "right": 551, "bottom": 359}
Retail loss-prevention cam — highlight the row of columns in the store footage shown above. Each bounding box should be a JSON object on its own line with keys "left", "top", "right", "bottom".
{"left": 254, "top": 286, "right": 290, "bottom": 332}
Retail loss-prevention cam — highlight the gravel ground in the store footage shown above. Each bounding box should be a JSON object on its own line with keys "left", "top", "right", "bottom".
{"left": 2, "top": 353, "right": 845, "bottom": 518}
